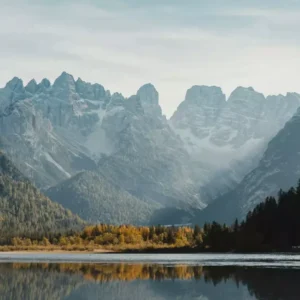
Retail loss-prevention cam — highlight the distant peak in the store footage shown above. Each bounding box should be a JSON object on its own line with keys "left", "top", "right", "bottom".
{"left": 137, "top": 84, "right": 157, "bottom": 96}
{"left": 75, "top": 77, "right": 106, "bottom": 100}
{"left": 37, "top": 78, "right": 51, "bottom": 91}
{"left": 28, "top": 79, "right": 37, "bottom": 85}
{"left": 5, "top": 77, "right": 24, "bottom": 92}
{"left": 40, "top": 78, "right": 51, "bottom": 87}
{"left": 232, "top": 86, "right": 257, "bottom": 94}
{"left": 52, "top": 72, "right": 76, "bottom": 96}
{"left": 111, "top": 92, "right": 124, "bottom": 100}
{"left": 75, "top": 77, "right": 88, "bottom": 89}
{"left": 137, "top": 83, "right": 161, "bottom": 115}
{"left": 286, "top": 92, "right": 300, "bottom": 99}
{"left": 138, "top": 83, "right": 156, "bottom": 90}
{"left": 25, "top": 79, "right": 38, "bottom": 94}
{"left": 187, "top": 85, "right": 223, "bottom": 95}
{"left": 61, "top": 71, "right": 72, "bottom": 77}
{"left": 76, "top": 77, "right": 84, "bottom": 84}
{"left": 75, "top": 77, "right": 105, "bottom": 90}
{"left": 228, "top": 86, "right": 265, "bottom": 102}
{"left": 235, "top": 86, "right": 255, "bottom": 92}
{"left": 53, "top": 72, "right": 75, "bottom": 87}
{"left": 137, "top": 84, "right": 158, "bottom": 101}
{"left": 58, "top": 71, "right": 74, "bottom": 80}
{"left": 190, "top": 85, "right": 222, "bottom": 90}
{"left": 184, "top": 85, "right": 225, "bottom": 106}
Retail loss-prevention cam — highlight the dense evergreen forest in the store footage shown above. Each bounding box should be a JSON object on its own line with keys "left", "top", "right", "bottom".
{"left": 7, "top": 181, "right": 300, "bottom": 252}
{"left": 0, "top": 151, "right": 84, "bottom": 243}
{"left": 2, "top": 145, "right": 300, "bottom": 253}
{"left": 198, "top": 179, "right": 300, "bottom": 252}
{"left": 206, "top": 179, "right": 300, "bottom": 252}
{"left": 46, "top": 171, "right": 158, "bottom": 225}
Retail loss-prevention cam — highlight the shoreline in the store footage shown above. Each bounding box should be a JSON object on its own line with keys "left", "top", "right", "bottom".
{"left": 0, "top": 246, "right": 201, "bottom": 254}
{"left": 0, "top": 245, "right": 296, "bottom": 255}
{"left": 0, "top": 249, "right": 114, "bottom": 254}
{"left": 0, "top": 252, "right": 298, "bottom": 266}
{"left": 0, "top": 244, "right": 198, "bottom": 254}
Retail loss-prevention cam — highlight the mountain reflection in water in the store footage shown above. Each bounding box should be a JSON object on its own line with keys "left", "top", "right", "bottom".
{"left": 0, "top": 262, "right": 299, "bottom": 299}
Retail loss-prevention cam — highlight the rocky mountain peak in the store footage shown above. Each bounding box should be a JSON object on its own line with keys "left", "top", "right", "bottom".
{"left": 170, "top": 85, "right": 225, "bottom": 138}
{"left": 285, "top": 92, "right": 300, "bottom": 104}
{"left": 92, "top": 83, "right": 106, "bottom": 100}
{"left": 52, "top": 72, "right": 77, "bottom": 101}
{"left": 184, "top": 85, "right": 226, "bottom": 107}
{"left": 137, "top": 83, "right": 158, "bottom": 103}
{"left": 171, "top": 84, "right": 300, "bottom": 204}
{"left": 103, "top": 93, "right": 127, "bottom": 120}
{"left": 265, "top": 93, "right": 300, "bottom": 109}
{"left": 228, "top": 86, "right": 265, "bottom": 103}
{"left": 137, "top": 83, "right": 162, "bottom": 116}
{"left": 25, "top": 79, "right": 38, "bottom": 94}
{"left": 38, "top": 78, "right": 51, "bottom": 91}
{"left": 287, "top": 92, "right": 300, "bottom": 98}
{"left": 5, "top": 77, "right": 24, "bottom": 93}
{"left": 75, "top": 78, "right": 106, "bottom": 100}
{"left": 53, "top": 72, "right": 75, "bottom": 89}
{"left": 108, "top": 93, "right": 125, "bottom": 107}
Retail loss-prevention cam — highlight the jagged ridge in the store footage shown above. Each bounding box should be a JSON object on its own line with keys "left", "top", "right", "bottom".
{"left": 1, "top": 73, "right": 300, "bottom": 225}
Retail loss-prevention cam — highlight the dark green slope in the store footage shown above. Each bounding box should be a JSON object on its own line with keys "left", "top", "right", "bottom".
{"left": 0, "top": 152, "right": 84, "bottom": 241}
{"left": 46, "top": 171, "right": 160, "bottom": 225}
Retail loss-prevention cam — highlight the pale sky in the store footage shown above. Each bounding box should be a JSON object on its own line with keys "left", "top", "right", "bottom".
{"left": 1, "top": 0, "right": 300, "bottom": 117}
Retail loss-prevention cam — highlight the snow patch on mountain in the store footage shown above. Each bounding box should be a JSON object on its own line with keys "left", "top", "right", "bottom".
{"left": 1, "top": 72, "right": 300, "bottom": 219}
{"left": 170, "top": 85, "right": 300, "bottom": 201}
{"left": 44, "top": 153, "right": 71, "bottom": 178}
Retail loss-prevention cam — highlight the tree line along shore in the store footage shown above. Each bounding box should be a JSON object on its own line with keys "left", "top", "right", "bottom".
{"left": 2, "top": 181, "right": 300, "bottom": 253}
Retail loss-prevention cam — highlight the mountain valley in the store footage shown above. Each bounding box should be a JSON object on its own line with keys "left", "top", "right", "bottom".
{"left": 1, "top": 72, "right": 300, "bottom": 225}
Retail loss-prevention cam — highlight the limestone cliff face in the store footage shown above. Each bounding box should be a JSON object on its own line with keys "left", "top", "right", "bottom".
{"left": 1, "top": 72, "right": 299, "bottom": 224}
{"left": 170, "top": 85, "right": 300, "bottom": 202}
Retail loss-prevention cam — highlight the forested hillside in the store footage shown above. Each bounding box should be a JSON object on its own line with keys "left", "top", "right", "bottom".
{"left": 196, "top": 180, "right": 300, "bottom": 252}
{"left": 0, "top": 151, "right": 84, "bottom": 242}
{"left": 4, "top": 180, "right": 300, "bottom": 253}
{"left": 46, "top": 171, "right": 159, "bottom": 225}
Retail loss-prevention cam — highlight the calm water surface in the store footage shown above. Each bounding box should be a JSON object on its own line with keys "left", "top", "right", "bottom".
{"left": 0, "top": 253, "right": 300, "bottom": 299}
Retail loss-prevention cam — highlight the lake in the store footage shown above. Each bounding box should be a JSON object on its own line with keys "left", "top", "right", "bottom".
{"left": 0, "top": 253, "right": 299, "bottom": 299}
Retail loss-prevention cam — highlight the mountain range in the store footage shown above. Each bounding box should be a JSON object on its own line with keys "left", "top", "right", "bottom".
{"left": 196, "top": 105, "right": 300, "bottom": 225}
{"left": 1, "top": 72, "right": 300, "bottom": 225}
{"left": 170, "top": 86, "right": 300, "bottom": 202}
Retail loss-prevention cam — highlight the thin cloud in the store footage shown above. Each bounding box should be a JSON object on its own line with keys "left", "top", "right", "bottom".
{"left": 1, "top": 0, "right": 300, "bottom": 117}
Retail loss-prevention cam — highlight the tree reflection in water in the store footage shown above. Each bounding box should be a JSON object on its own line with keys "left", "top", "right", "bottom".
{"left": 0, "top": 263, "right": 299, "bottom": 299}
